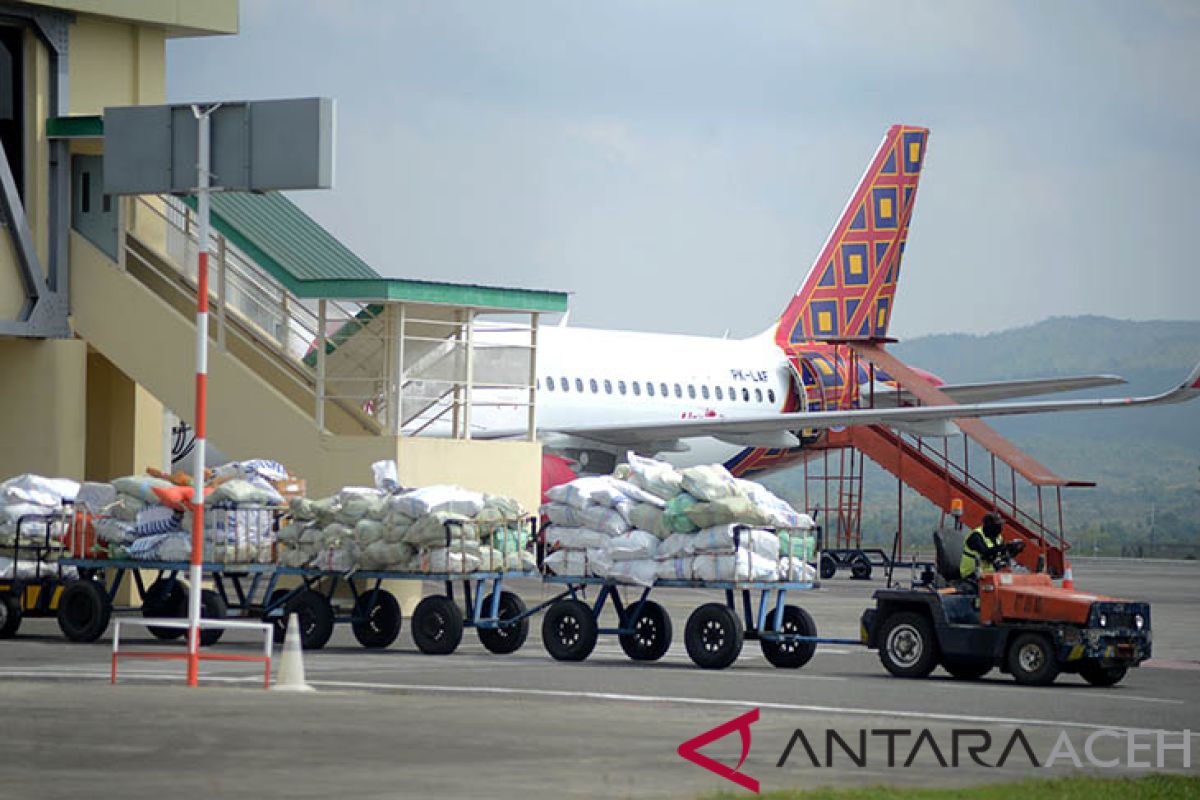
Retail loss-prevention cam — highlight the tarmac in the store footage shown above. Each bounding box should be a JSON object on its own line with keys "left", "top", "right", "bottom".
{"left": 1, "top": 557, "right": 1197, "bottom": 799}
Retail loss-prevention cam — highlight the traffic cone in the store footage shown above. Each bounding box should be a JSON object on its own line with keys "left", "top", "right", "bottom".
{"left": 1062, "top": 562, "right": 1075, "bottom": 590}
{"left": 272, "top": 613, "right": 314, "bottom": 692}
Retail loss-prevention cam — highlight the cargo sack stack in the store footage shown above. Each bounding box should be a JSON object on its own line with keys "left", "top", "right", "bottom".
{"left": 0, "top": 474, "right": 78, "bottom": 549}
{"left": 541, "top": 455, "right": 818, "bottom": 585}
{"left": 97, "top": 466, "right": 287, "bottom": 564}
{"left": 277, "top": 484, "right": 534, "bottom": 574}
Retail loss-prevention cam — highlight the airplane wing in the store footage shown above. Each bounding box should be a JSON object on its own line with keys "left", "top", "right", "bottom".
{"left": 871, "top": 374, "right": 1127, "bottom": 408}
{"left": 482, "top": 361, "right": 1200, "bottom": 448}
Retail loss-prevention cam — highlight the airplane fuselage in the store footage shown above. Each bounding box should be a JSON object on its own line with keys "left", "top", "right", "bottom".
{"left": 452, "top": 325, "right": 882, "bottom": 476}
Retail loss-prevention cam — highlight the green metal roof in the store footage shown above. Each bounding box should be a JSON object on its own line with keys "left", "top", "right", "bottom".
{"left": 182, "top": 189, "right": 568, "bottom": 313}
{"left": 50, "top": 114, "right": 570, "bottom": 314}
{"left": 189, "top": 191, "right": 381, "bottom": 282}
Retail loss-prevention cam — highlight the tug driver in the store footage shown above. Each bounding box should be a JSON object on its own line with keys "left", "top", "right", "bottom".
{"left": 959, "top": 512, "right": 1023, "bottom": 580}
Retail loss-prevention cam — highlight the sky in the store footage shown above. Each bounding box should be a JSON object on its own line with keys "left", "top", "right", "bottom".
{"left": 167, "top": 0, "right": 1200, "bottom": 340}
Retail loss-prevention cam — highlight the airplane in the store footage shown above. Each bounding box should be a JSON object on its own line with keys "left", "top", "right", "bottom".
{"left": 416, "top": 124, "right": 1200, "bottom": 479}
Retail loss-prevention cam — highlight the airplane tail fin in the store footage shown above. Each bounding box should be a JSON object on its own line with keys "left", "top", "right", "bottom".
{"left": 771, "top": 124, "right": 929, "bottom": 348}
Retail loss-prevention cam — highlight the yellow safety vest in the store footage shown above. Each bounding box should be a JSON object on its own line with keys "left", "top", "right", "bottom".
{"left": 960, "top": 526, "right": 1002, "bottom": 579}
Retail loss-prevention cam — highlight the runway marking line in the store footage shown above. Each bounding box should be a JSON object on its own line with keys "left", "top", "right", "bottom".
{"left": 0, "top": 670, "right": 1187, "bottom": 736}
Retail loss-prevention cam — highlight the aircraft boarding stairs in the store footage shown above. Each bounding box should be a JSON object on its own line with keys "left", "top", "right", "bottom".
{"left": 804, "top": 344, "right": 1076, "bottom": 577}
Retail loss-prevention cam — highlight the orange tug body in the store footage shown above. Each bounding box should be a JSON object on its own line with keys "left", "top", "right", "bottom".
{"left": 977, "top": 573, "right": 1092, "bottom": 626}
{"left": 862, "top": 570, "right": 1151, "bottom": 687}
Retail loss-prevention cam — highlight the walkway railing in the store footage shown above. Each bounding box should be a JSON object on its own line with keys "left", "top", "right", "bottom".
{"left": 120, "top": 195, "right": 539, "bottom": 440}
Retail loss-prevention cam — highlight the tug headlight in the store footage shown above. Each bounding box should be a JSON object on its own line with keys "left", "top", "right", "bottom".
{"left": 1098, "top": 613, "right": 1108, "bottom": 628}
{"left": 1135, "top": 614, "right": 1145, "bottom": 631}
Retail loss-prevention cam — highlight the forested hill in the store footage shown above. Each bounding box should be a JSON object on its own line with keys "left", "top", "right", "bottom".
{"left": 760, "top": 316, "right": 1200, "bottom": 557}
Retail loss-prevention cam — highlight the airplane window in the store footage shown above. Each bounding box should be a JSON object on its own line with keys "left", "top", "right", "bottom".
{"left": 545, "top": 377, "right": 554, "bottom": 391}
{"left": 646, "top": 382, "right": 655, "bottom": 397}
{"left": 618, "top": 380, "right": 627, "bottom": 395}
{"left": 701, "top": 385, "right": 710, "bottom": 400}
{"left": 729, "top": 386, "right": 736, "bottom": 400}
{"left": 687, "top": 385, "right": 696, "bottom": 400}
{"left": 560, "top": 377, "right": 569, "bottom": 392}
{"left": 768, "top": 389, "right": 776, "bottom": 404}
{"left": 742, "top": 388, "right": 750, "bottom": 402}
{"left": 604, "top": 379, "right": 613, "bottom": 394}
{"left": 660, "top": 382, "right": 669, "bottom": 397}
{"left": 715, "top": 386, "right": 724, "bottom": 401}
{"left": 755, "top": 388, "right": 763, "bottom": 403}
{"left": 674, "top": 383, "right": 682, "bottom": 398}
{"left": 632, "top": 381, "right": 641, "bottom": 396}
{"left": 575, "top": 378, "right": 584, "bottom": 393}
{"left": 536, "top": 378, "right": 541, "bottom": 390}
{"left": 590, "top": 378, "right": 599, "bottom": 393}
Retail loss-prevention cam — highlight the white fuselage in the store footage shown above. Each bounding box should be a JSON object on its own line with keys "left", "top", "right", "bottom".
{"left": 446, "top": 325, "right": 797, "bottom": 468}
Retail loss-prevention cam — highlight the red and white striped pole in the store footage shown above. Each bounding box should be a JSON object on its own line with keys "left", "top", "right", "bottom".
{"left": 186, "top": 104, "right": 217, "bottom": 687}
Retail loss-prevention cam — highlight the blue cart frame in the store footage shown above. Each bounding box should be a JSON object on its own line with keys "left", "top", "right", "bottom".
{"left": 264, "top": 566, "right": 537, "bottom": 654}
{"left": 55, "top": 557, "right": 275, "bottom": 644}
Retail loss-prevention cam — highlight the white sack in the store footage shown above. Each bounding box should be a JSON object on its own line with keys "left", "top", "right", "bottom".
{"left": 543, "top": 526, "right": 610, "bottom": 550}
{"left": 605, "top": 529, "right": 659, "bottom": 561}
{"left": 0, "top": 474, "right": 80, "bottom": 507}
{"left": 680, "top": 464, "right": 742, "bottom": 502}
{"left": 606, "top": 558, "right": 658, "bottom": 588}
{"left": 391, "top": 485, "right": 485, "bottom": 518}
{"left": 693, "top": 551, "right": 778, "bottom": 582}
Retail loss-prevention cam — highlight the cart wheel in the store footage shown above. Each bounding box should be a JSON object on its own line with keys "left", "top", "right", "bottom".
{"left": 760, "top": 605, "right": 817, "bottom": 669}
{"left": 850, "top": 554, "right": 873, "bottom": 581}
{"left": 541, "top": 598, "right": 598, "bottom": 662}
{"left": 280, "top": 590, "right": 336, "bottom": 650}
{"left": 941, "top": 657, "right": 992, "bottom": 680}
{"left": 57, "top": 580, "right": 112, "bottom": 643}
{"left": 685, "top": 603, "right": 744, "bottom": 670}
{"left": 819, "top": 553, "right": 837, "bottom": 580}
{"left": 1007, "top": 632, "right": 1059, "bottom": 686}
{"left": 197, "top": 589, "right": 227, "bottom": 647}
{"left": 352, "top": 589, "right": 402, "bottom": 649}
{"left": 143, "top": 579, "right": 186, "bottom": 640}
{"left": 1079, "top": 660, "right": 1127, "bottom": 687}
{"left": 619, "top": 600, "right": 672, "bottom": 662}
{"left": 412, "top": 595, "right": 464, "bottom": 655}
{"left": 0, "top": 593, "right": 21, "bottom": 639}
{"left": 477, "top": 591, "right": 529, "bottom": 655}
{"left": 877, "top": 611, "right": 939, "bottom": 678}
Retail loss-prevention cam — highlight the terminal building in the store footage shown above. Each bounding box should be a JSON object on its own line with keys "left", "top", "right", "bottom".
{"left": 0, "top": 0, "right": 565, "bottom": 516}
